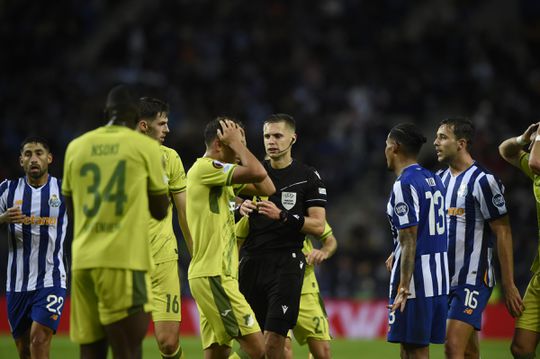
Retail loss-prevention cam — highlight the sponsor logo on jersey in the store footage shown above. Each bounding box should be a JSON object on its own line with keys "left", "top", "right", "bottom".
{"left": 463, "top": 308, "right": 474, "bottom": 315}
{"left": 48, "top": 194, "right": 61, "bottom": 208}
{"left": 318, "top": 187, "right": 327, "bottom": 195}
{"left": 492, "top": 193, "right": 505, "bottom": 207}
{"left": 394, "top": 202, "right": 409, "bottom": 216}
{"left": 281, "top": 305, "right": 288, "bottom": 314}
{"left": 282, "top": 192, "right": 297, "bottom": 210}
{"left": 221, "top": 309, "right": 231, "bottom": 317}
{"left": 447, "top": 207, "right": 465, "bottom": 216}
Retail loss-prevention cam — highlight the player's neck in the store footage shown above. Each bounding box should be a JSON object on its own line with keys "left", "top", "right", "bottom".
{"left": 269, "top": 154, "right": 293, "bottom": 169}
{"left": 26, "top": 173, "right": 49, "bottom": 188}
{"left": 448, "top": 153, "right": 474, "bottom": 176}
{"left": 394, "top": 158, "right": 417, "bottom": 176}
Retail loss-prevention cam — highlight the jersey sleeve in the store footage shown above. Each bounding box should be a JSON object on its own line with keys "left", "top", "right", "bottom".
{"left": 61, "top": 142, "right": 73, "bottom": 197}
{"left": 319, "top": 221, "right": 333, "bottom": 242}
{"left": 389, "top": 179, "right": 419, "bottom": 229}
{"left": 145, "top": 142, "right": 168, "bottom": 195}
{"left": 519, "top": 152, "right": 534, "bottom": 180}
{"left": 305, "top": 167, "right": 327, "bottom": 208}
{"left": 167, "top": 149, "right": 187, "bottom": 193}
{"left": 473, "top": 173, "right": 508, "bottom": 220}
{"left": 200, "top": 160, "right": 237, "bottom": 186}
{"left": 0, "top": 179, "right": 9, "bottom": 212}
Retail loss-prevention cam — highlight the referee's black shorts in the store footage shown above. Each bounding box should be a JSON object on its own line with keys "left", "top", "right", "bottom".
{"left": 238, "top": 249, "right": 306, "bottom": 337}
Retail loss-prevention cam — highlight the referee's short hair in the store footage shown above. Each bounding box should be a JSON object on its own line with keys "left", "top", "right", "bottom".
{"left": 389, "top": 123, "right": 427, "bottom": 156}
{"left": 264, "top": 113, "right": 296, "bottom": 131}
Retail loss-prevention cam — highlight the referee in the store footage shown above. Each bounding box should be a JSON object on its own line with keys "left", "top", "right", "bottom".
{"left": 239, "top": 113, "right": 327, "bottom": 358}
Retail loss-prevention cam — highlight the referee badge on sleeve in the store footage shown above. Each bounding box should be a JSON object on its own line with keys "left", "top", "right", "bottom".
{"left": 282, "top": 192, "right": 297, "bottom": 210}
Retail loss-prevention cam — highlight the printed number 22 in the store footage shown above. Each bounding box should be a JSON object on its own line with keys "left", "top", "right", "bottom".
{"left": 46, "top": 295, "right": 64, "bottom": 315}
{"left": 425, "top": 190, "right": 445, "bottom": 235}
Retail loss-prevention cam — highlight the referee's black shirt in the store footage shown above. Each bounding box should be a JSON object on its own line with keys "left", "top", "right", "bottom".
{"left": 243, "top": 159, "right": 327, "bottom": 255}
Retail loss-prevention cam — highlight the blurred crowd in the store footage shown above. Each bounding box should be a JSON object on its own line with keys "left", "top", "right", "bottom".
{"left": 2, "top": 0, "right": 540, "bottom": 299}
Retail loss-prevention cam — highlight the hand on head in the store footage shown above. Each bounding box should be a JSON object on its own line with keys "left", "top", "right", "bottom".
{"left": 217, "top": 119, "right": 244, "bottom": 147}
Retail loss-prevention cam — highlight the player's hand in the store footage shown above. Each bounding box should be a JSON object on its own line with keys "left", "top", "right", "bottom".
{"left": 256, "top": 200, "right": 281, "bottom": 220}
{"left": 0, "top": 206, "right": 26, "bottom": 224}
{"left": 521, "top": 122, "right": 540, "bottom": 143}
{"left": 385, "top": 252, "right": 394, "bottom": 272}
{"left": 388, "top": 287, "right": 410, "bottom": 313}
{"left": 503, "top": 283, "right": 524, "bottom": 318}
{"left": 239, "top": 199, "right": 257, "bottom": 217}
{"left": 217, "top": 119, "right": 243, "bottom": 147}
{"left": 306, "top": 249, "right": 328, "bottom": 265}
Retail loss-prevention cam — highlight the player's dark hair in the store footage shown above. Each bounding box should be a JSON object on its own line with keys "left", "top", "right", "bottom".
{"left": 389, "top": 123, "right": 427, "bottom": 156}
{"left": 264, "top": 113, "right": 296, "bottom": 131}
{"left": 139, "top": 97, "right": 169, "bottom": 120}
{"left": 440, "top": 117, "right": 475, "bottom": 147}
{"left": 104, "top": 84, "right": 140, "bottom": 125}
{"left": 204, "top": 116, "right": 245, "bottom": 146}
{"left": 20, "top": 136, "right": 50, "bottom": 153}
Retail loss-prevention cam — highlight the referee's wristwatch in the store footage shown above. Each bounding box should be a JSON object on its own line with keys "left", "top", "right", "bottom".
{"left": 279, "top": 209, "right": 288, "bottom": 223}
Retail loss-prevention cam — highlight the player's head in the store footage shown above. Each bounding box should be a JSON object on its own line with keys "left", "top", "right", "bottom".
{"left": 204, "top": 116, "right": 245, "bottom": 162}
{"left": 385, "top": 123, "right": 426, "bottom": 171}
{"left": 263, "top": 113, "right": 297, "bottom": 160}
{"left": 434, "top": 117, "right": 475, "bottom": 164}
{"left": 136, "top": 97, "right": 170, "bottom": 144}
{"left": 19, "top": 136, "right": 52, "bottom": 180}
{"left": 104, "top": 84, "right": 140, "bottom": 126}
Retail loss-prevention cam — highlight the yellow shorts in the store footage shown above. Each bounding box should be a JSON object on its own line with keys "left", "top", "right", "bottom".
{"left": 70, "top": 268, "right": 153, "bottom": 344}
{"left": 190, "top": 275, "right": 260, "bottom": 349}
{"left": 292, "top": 292, "right": 331, "bottom": 345}
{"left": 151, "top": 259, "right": 181, "bottom": 322}
{"left": 516, "top": 272, "right": 540, "bottom": 333}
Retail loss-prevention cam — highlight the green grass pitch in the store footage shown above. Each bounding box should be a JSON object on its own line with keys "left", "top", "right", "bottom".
{"left": 0, "top": 335, "right": 517, "bottom": 358}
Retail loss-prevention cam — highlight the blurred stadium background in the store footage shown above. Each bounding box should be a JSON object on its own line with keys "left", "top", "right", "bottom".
{"left": 2, "top": 0, "right": 540, "bottom": 356}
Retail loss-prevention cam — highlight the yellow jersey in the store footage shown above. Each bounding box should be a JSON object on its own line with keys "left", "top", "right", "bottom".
{"left": 186, "top": 157, "right": 244, "bottom": 279}
{"left": 62, "top": 125, "right": 167, "bottom": 271}
{"left": 519, "top": 152, "right": 540, "bottom": 273}
{"left": 149, "top": 145, "right": 187, "bottom": 264}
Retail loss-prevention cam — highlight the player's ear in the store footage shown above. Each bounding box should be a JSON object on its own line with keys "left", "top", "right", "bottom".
{"left": 47, "top": 152, "right": 53, "bottom": 165}
{"left": 137, "top": 119, "right": 148, "bottom": 132}
{"left": 291, "top": 135, "right": 297, "bottom": 145}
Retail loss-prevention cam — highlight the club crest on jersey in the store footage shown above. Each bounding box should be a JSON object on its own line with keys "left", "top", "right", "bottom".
{"left": 394, "top": 202, "right": 409, "bottom": 216}
{"left": 282, "top": 192, "right": 297, "bottom": 210}
{"left": 457, "top": 183, "right": 468, "bottom": 197}
{"left": 492, "top": 193, "right": 505, "bottom": 207}
{"left": 48, "top": 194, "right": 61, "bottom": 208}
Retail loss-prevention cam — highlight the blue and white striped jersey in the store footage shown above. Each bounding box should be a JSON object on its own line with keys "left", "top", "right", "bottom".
{"left": 387, "top": 164, "right": 449, "bottom": 299}
{"left": 0, "top": 176, "right": 67, "bottom": 292}
{"left": 437, "top": 162, "right": 506, "bottom": 288}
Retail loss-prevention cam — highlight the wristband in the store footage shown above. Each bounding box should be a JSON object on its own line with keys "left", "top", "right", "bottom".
{"left": 279, "top": 210, "right": 305, "bottom": 231}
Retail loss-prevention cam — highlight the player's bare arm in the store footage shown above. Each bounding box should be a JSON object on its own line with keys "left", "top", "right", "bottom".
{"left": 172, "top": 191, "right": 193, "bottom": 256}
{"left": 489, "top": 215, "right": 524, "bottom": 318}
{"left": 0, "top": 206, "right": 26, "bottom": 224}
{"left": 499, "top": 122, "right": 539, "bottom": 168}
{"left": 385, "top": 252, "right": 394, "bottom": 272}
{"left": 306, "top": 233, "right": 337, "bottom": 265}
{"left": 390, "top": 225, "right": 416, "bottom": 313}
{"left": 218, "top": 119, "right": 271, "bottom": 186}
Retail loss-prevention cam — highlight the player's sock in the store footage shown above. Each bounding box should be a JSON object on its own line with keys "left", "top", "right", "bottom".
{"left": 160, "top": 344, "right": 183, "bottom": 359}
